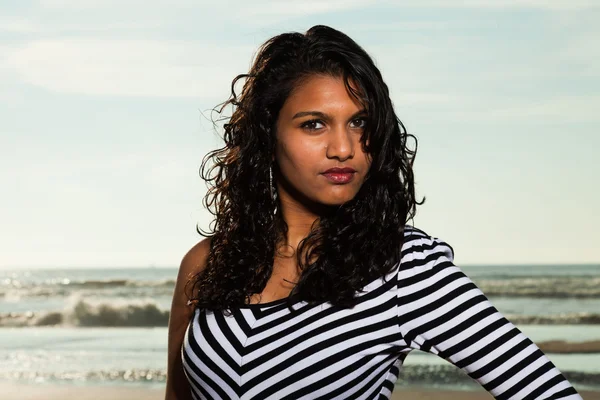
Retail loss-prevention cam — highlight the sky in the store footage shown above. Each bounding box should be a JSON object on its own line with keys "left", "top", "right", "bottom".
{"left": 0, "top": 0, "right": 598, "bottom": 268}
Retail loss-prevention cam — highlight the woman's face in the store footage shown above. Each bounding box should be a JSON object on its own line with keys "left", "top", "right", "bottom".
{"left": 274, "top": 74, "right": 371, "bottom": 207}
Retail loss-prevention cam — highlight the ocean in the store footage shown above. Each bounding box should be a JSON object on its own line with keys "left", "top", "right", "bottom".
{"left": 1, "top": 264, "right": 599, "bottom": 392}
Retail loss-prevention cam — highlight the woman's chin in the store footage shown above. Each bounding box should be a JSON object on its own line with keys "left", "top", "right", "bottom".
{"left": 316, "top": 193, "right": 358, "bottom": 207}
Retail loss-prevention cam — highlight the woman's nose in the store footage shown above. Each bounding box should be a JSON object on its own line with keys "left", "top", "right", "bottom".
{"left": 325, "top": 125, "right": 354, "bottom": 161}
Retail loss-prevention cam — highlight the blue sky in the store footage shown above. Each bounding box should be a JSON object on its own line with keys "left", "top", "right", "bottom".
{"left": 0, "top": 0, "right": 598, "bottom": 268}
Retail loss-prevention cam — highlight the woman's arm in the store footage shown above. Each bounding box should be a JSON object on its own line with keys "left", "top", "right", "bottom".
{"left": 165, "top": 238, "right": 211, "bottom": 400}
{"left": 397, "top": 233, "right": 582, "bottom": 399}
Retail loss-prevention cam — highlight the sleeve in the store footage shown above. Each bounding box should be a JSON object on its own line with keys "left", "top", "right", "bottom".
{"left": 396, "top": 232, "right": 582, "bottom": 400}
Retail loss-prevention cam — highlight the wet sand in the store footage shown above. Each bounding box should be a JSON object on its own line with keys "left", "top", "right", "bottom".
{"left": 538, "top": 339, "right": 600, "bottom": 354}
{"left": 1, "top": 381, "right": 598, "bottom": 400}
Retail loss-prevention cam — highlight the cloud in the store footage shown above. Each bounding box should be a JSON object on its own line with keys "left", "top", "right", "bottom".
{"left": 482, "top": 95, "right": 600, "bottom": 122}
{"left": 402, "top": 93, "right": 600, "bottom": 123}
{"left": 2, "top": 1, "right": 598, "bottom": 116}
{"left": 36, "top": 0, "right": 598, "bottom": 10}
{"left": 394, "top": 92, "right": 467, "bottom": 107}
{"left": 3, "top": 39, "right": 254, "bottom": 98}
{"left": 0, "top": 17, "right": 40, "bottom": 33}
{"left": 233, "top": 0, "right": 374, "bottom": 19}
{"left": 36, "top": 0, "right": 375, "bottom": 23}
{"left": 381, "top": 0, "right": 598, "bottom": 10}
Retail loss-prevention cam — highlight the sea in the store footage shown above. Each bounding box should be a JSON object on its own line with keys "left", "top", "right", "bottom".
{"left": 0, "top": 264, "right": 599, "bottom": 393}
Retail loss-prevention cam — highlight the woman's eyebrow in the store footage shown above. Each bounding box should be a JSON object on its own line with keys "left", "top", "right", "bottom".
{"left": 292, "top": 109, "right": 367, "bottom": 120}
{"left": 292, "top": 110, "right": 329, "bottom": 120}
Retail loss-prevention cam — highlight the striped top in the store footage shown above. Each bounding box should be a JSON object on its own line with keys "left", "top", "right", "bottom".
{"left": 181, "top": 226, "right": 581, "bottom": 399}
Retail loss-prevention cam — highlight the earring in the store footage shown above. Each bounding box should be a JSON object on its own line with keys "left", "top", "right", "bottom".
{"left": 269, "top": 165, "right": 273, "bottom": 198}
{"left": 269, "top": 165, "right": 278, "bottom": 215}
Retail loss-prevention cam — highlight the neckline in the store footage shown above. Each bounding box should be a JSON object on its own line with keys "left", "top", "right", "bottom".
{"left": 239, "top": 292, "right": 302, "bottom": 308}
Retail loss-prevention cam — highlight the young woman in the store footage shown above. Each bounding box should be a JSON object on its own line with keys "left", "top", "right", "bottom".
{"left": 166, "top": 25, "right": 582, "bottom": 400}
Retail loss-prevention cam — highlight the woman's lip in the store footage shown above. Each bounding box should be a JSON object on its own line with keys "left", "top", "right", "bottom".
{"left": 322, "top": 172, "right": 355, "bottom": 184}
{"left": 323, "top": 168, "right": 356, "bottom": 173}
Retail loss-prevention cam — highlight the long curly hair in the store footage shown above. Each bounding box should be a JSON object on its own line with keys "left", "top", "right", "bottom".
{"left": 187, "top": 25, "right": 423, "bottom": 312}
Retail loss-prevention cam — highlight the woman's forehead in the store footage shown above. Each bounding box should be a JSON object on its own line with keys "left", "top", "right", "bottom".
{"left": 282, "top": 75, "right": 364, "bottom": 114}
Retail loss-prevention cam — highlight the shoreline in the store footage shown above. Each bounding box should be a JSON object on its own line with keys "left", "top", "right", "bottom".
{"left": 1, "top": 381, "right": 598, "bottom": 400}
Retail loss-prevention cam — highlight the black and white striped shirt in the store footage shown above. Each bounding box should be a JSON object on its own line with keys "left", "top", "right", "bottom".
{"left": 181, "top": 225, "right": 581, "bottom": 399}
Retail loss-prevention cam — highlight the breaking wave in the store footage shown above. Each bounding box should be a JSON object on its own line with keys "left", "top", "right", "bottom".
{"left": 4, "top": 275, "right": 599, "bottom": 300}
{"left": 0, "top": 298, "right": 169, "bottom": 327}
{"left": 476, "top": 276, "right": 600, "bottom": 298}
{"left": 507, "top": 312, "right": 600, "bottom": 325}
{"left": 2, "top": 303, "right": 600, "bottom": 329}
{"left": 0, "top": 278, "right": 176, "bottom": 299}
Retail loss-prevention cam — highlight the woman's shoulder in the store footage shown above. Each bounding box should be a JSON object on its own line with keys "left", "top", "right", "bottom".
{"left": 400, "top": 225, "right": 455, "bottom": 271}
{"left": 171, "top": 237, "right": 212, "bottom": 309}
{"left": 180, "top": 237, "right": 212, "bottom": 273}
{"left": 175, "top": 238, "right": 213, "bottom": 293}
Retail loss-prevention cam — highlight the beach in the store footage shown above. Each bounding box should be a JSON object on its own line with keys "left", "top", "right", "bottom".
{"left": 1, "top": 265, "right": 599, "bottom": 397}
{"left": 1, "top": 381, "right": 599, "bottom": 400}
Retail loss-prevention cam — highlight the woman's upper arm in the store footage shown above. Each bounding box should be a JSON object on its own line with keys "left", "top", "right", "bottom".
{"left": 165, "top": 238, "right": 211, "bottom": 400}
{"left": 397, "top": 235, "right": 582, "bottom": 399}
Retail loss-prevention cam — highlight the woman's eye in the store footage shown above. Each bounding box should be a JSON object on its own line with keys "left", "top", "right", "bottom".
{"left": 301, "top": 120, "right": 324, "bottom": 130}
{"left": 351, "top": 118, "right": 367, "bottom": 129}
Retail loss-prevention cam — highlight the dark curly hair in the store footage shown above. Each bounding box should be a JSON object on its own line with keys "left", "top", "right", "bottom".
{"left": 187, "top": 25, "right": 423, "bottom": 312}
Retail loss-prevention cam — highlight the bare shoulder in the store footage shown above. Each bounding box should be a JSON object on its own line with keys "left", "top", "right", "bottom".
{"left": 170, "top": 237, "right": 213, "bottom": 330}
{"left": 173, "top": 237, "right": 212, "bottom": 306}
{"left": 171, "top": 238, "right": 211, "bottom": 317}
{"left": 179, "top": 237, "right": 212, "bottom": 281}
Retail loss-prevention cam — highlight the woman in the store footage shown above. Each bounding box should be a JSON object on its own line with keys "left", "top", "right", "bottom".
{"left": 166, "top": 25, "right": 581, "bottom": 399}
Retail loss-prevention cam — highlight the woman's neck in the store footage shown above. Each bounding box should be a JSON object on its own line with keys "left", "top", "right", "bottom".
{"left": 275, "top": 180, "right": 335, "bottom": 254}
{"left": 277, "top": 195, "right": 319, "bottom": 252}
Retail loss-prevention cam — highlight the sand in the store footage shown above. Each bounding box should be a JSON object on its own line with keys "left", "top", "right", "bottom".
{"left": 537, "top": 339, "right": 600, "bottom": 354}
{"left": 1, "top": 381, "right": 599, "bottom": 400}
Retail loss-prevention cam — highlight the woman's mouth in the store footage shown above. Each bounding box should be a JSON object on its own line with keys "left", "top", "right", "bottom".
{"left": 321, "top": 168, "right": 356, "bottom": 184}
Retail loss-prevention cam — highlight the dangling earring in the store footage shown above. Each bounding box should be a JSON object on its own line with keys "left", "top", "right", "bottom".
{"left": 269, "top": 165, "right": 278, "bottom": 215}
